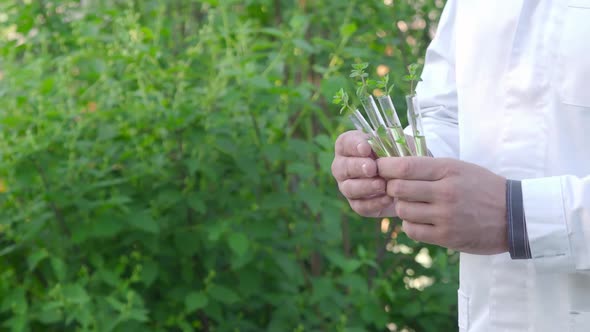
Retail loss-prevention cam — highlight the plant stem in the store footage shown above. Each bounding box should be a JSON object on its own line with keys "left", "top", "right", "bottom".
{"left": 30, "top": 158, "right": 70, "bottom": 238}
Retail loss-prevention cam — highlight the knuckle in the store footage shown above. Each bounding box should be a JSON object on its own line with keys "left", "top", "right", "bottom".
{"left": 395, "top": 201, "right": 407, "bottom": 219}
{"left": 335, "top": 131, "right": 355, "bottom": 155}
{"left": 398, "top": 159, "right": 413, "bottom": 178}
{"left": 335, "top": 132, "right": 347, "bottom": 150}
{"left": 402, "top": 221, "right": 420, "bottom": 241}
{"left": 350, "top": 200, "right": 370, "bottom": 217}
{"left": 373, "top": 179, "right": 386, "bottom": 192}
{"left": 338, "top": 180, "right": 350, "bottom": 197}
{"left": 388, "top": 180, "right": 404, "bottom": 197}
{"left": 331, "top": 159, "right": 339, "bottom": 178}
{"left": 439, "top": 182, "right": 458, "bottom": 202}
{"left": 343, "top": 158, "right": 354, "bottom": 179}
{"left": 440, "top": 206, "right": 455, "bottom": 223}
{"left": 442, "top": 159, "right": 460, "bottom": 177}
{"left": 363, "top": 160, "right": 376, "bottom": 177}
{"left": 349, "top": 200, "right": 361, "bottom": 213}
{"left": 331, "top": 157, "right": 346, "bottom": 181}
{"left": 376, "top": 159, "right": 388, "bottom": 176}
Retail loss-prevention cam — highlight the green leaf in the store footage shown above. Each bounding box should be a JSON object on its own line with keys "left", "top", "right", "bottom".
{"left": 187, "top": 195, "right": 206, "bottom": 214}
{"left": 208, "top": 285, "right": 240, "bottom": 304}
{"left": 51, "top": 257, "right": 67, "bottom": 281}
{"left": 127, "top": 307, "right": 149, "bottom": 322}
{"left": 185, "top": 291, "right": 208, "bottom": 312}
{"left": 88, "top": 214, "right": 125, "bottom": 239}
{"left": 37, "top": 305, "right": 63, "bottom": 324}
{"left": 340, "top": 23, "right": 357, "bottom": 39}
{"left": 62, "top": 284, "right": 90, "bottom": 304}
{"left": 377, "top": 125, "right": 388, "bottom": 139}
{"left": 140, "top": 259, "right": 159, "bottom": 287}
{"left": 293, "top": 39, "right": 316, "bottom": 53}
{"left": 126, "top": 210, "right": 159, "bottom": 234}
{"left": 106, "top": 297, "right": 126, "bottom": 313}
{"left": 351, "top": 62, "right": 369, "bottom": 70}
{"left": 175, "top": 231, "right": 199, "bottom": 256}
{"left": 27, "top": 248, "right": 48, "bottom": 271}
{"left": 228, "top": 233, "right": 249, "bottom": 257}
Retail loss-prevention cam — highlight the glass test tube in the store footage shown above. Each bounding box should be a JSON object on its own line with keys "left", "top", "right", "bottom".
{"left": 359, "top": 95, "right": 398, "bottom": 157}
{"left": 405, "top": 94, "right": 428, "bottom": 157}
{"left": 376, "top": 95, "right": 413, "bottom": 157}
{"left": 349, "top": 110, "right": 387, "bottom": 157}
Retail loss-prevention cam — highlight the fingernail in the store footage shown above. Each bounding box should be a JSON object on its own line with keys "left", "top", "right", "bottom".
{"left": 357, "top": 143, "right": 369, "bottom": 156}
{"left": 362, "top": 163, "right": 370, "bottom": 177}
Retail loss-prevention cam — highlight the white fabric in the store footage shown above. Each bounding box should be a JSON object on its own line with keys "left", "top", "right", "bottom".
{"left": 418, "top": 1, "right": 590, "bottom": 331}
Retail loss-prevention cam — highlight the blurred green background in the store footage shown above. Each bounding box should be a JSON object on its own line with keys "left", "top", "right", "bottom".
{"left": 0, "top": 1, "right": 457, "bottom": 331}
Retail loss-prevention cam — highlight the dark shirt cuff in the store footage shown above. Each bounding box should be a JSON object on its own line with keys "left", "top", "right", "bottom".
{"left": 506, "top": 180, "right": 532, "bottom": 260}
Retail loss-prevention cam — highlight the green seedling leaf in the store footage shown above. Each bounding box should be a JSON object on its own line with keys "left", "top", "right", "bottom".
{"left": 340, "top": 23, "right": 358, "bottom": 39}
{"left": 28, "top": 249, "right": 48, "bottom": 271}
{"left": 228, "top": 233, "right": 249, "bottom": 257}
{"left": 351, "top": 62, "right": 372, "bottom": 97}
{"left": 333, "top": 88, "right": 355, "bottom": 115}
{"left": 332, "top": 88, "right": 345, "bottom": 105}
{"left": 62, "top": 284, "right": 90, "bottom": 304}
{"left": 208, "top": 285, "right": 240, "bottom": 304}
{"left": 377, "top": 125, "right": 388, "bottom": 139}
{"left": 185, "top": 292, "right": 208, "bottom": 312}
{"left": 51, "top": 257, "right": 67, "bottom": 281}
{"left": 376, "top": 74, "right": 395, "bottom": 95}
{"left": 404, "top": 63, "right": 423, "bottom": 95}
{"left": 351, "top": 62, "right": 369, "bottom": 70}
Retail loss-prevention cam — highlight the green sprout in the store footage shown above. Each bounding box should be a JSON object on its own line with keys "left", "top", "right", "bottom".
{"left": 403, "top": 63, "right": 423, "bottom": 95}
{"left": 333, "top": 88, "right": 355, "bottom": 115}
{"left": 350, "top": 62, "right": 376, "bottom": 97}
{"left": 376, "top": 74, "right": 395, "bottom": 96}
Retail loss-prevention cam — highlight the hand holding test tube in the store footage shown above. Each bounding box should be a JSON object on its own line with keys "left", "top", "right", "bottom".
{"left": 333, "top": 63, "right": 429, "bottom": 158}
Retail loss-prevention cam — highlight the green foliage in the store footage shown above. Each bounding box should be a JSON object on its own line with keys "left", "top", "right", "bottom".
{"left": 404, "top": 63, "right": 424, "bottom": 95}
{"left": 376, "top": 75, "right": 395, "bottom": 96}
{"left": 350, "top": 63, "right": 372, "bottom": 98}
{"left": 332, "top": 88, "right": 354, "bottom": 115}
{"left": 0, "top": 1, "right": 455, "bottom": 332}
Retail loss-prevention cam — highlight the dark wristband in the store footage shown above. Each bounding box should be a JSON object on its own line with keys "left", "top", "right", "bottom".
{"left": 506, "top": 180, "right": 532, "bottom": 260}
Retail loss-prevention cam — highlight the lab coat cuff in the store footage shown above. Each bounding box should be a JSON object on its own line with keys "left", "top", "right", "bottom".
{"left": 522, "top": 177, "right": 574, "bottom": 272}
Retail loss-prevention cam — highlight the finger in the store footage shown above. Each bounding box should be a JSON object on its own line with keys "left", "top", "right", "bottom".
{"left": 402, "top": 220, "right": 438, "bottom": 244}
{"left": 349, "top": 195, "right": 394, "bottom": 218}
{"left": 377, "top": 157, "right": 449, "bottom": 181}
{"left": 395, "top": 200, "right": 438, "bottom": 225}
{"left": 335, "top": 130, "right": 373, "bottom": 157}
{"left": 332, "top": 157, "right": 377, "bottom": 181}
{"left": 387, "top": 179, "right": 437, "bottom": 202}
{"left": 339, "top": 178, "right": 386, "bottom": 200}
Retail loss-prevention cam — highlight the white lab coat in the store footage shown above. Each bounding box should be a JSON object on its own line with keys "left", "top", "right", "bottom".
{"left": 417, "top": 1, "right": 590, "bottom": 331}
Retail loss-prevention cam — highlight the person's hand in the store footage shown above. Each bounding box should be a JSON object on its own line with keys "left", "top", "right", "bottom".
{"left": 331, "top": 131, "right": 395, "bottom": 217}
{"left": 377, "top": 157, "right": 508, "bottom": 254}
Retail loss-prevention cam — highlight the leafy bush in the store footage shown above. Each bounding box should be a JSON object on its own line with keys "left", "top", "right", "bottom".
{"left": 0, "top": 1, "right": 456, "bottom": 331}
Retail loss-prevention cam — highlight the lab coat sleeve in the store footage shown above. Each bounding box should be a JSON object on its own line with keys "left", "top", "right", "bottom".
{"left": 523, "top": 176, "right": 590, "bottom": 273}
{"left": 408, "top": 0, "right": 460, "bottom": 159}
